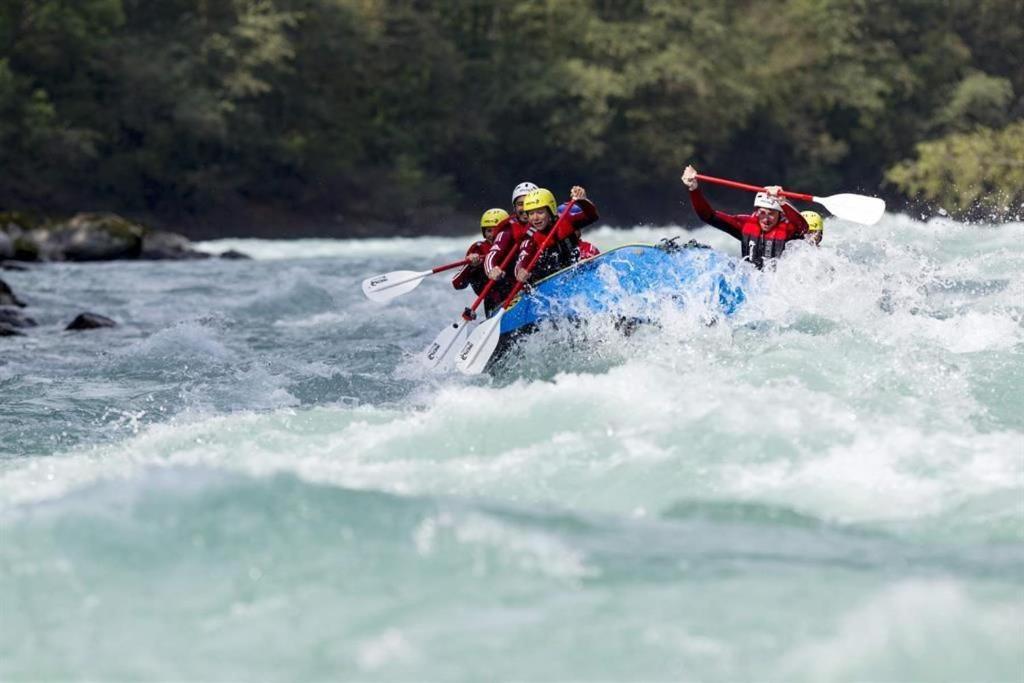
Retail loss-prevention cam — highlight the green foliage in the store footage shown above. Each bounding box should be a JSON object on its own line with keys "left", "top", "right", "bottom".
{"left": 0, "top": 0, "right": 1021, "bottom": 232}
{"left": 886, "top": 121, "right": 1024, "bottom": 217}
{"left": 935, "top": 72, "right": 1014, "bottom": 132}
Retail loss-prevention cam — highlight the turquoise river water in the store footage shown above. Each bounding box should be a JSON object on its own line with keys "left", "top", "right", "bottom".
{"left": 1, "top": 216, "right": 1022, "bottom": 681}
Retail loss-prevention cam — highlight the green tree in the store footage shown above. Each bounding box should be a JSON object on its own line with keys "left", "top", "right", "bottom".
{"left": 886, "top": 121, "right": 1024, "bottom": 217}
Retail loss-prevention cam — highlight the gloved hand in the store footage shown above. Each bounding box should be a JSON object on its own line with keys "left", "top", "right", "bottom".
{"left": 681, "top": 165, "right": 698, "bottom": 190}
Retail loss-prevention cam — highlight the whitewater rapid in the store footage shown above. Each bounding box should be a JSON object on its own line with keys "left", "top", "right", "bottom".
{"left": 1, "top": 216, "right": 1022, "bottom": 680}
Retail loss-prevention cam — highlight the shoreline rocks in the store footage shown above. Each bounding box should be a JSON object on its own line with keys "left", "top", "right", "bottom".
{"left": 1, "top": 211, "right": 249, "bottom": 340}
{"left": 0, "top": 211, "right": 248, "bottom": 262}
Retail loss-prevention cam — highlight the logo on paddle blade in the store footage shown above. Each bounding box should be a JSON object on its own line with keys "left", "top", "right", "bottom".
{"left": 369, "top": 275, "right": 388, "bottom": 287}
{"left": 425, "top": 343, "right": 440, "bottom": 360}
{"left": 458, "top": 340, "right": 474, "bottom": 361}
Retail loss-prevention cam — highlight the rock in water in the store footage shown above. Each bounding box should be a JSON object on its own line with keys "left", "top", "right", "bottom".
{"left": 219, "top": 249, "right": 252, "bottom": 260}
{"left": 0, "top": 323, "right": 24, "bottom": 337}
{"left": 65, "top": 313, "right": 117, "bottom": 331}
{"left": 0, "top": 277, "right": 26, "bottom": 307}
{"left": 141, "top": 230, "right": 211, "bottom": 260}
{"left": 0, "top": 307, "right": 36, "bottom": 328}
{"left": 0, "top": 231, "right": 12, "bottom": 260}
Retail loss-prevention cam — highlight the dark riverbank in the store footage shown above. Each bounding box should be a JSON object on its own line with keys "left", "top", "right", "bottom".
{"left": 2, "top": 2, "right": 1019, "bottom": 238}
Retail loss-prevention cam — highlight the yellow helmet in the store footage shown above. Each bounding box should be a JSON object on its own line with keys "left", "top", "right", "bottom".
{"left": 480, "top": 208, "right": 509, "bottom": 229}
{"left": 801, "top": 211, "right": 824, "bottom": 232}
{"left": 522, "top": 188, "right": 557, "bottom": 216}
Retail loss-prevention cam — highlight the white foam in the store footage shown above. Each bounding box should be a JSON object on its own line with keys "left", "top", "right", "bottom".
{"left": 195, "top": 236, "right": 477, "bottom": 261}
{"left": 3, "top": 352, "right": 1019, "bottom": 536}
{"left": 414, "top": 510, "right": 596, "bottom": 580}
{"left": 779, "top": 580, "right": 1024, "bottom": 681}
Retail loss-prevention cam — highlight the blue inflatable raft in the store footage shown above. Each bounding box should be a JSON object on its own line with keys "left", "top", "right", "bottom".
{"left": 488, "top": 239, "right": 747, "bottom": 366}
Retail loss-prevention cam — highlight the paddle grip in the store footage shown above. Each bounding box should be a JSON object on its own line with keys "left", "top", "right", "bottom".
{"left": 695, "top": 174, "right": 813, "bottom": 202}
{"left": 431, "top": 257, "right": 471, "bottom": 274}
{"left": 498, "top": 199, "right": 577, "bottom": 310}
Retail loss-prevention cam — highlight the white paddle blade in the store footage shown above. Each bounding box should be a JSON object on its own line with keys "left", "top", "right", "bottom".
{"left": 361, "top": 270, "right": 429, "bottom": 302}
{"left": 456, "top": 312, "right": 504, "bottom": 375}
{"left": 816, "top": 193, "right": 886, "bottom": 226}
{"left": 419, "top": 320, "right": 470, "bottom": 369}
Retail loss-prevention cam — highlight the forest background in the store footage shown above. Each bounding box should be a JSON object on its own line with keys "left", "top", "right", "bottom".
{"left": 1, "top": 0, "right": 1021, "bottom": 239}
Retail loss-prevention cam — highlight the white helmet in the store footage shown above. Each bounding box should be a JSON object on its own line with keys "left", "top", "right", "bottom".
{"left": 753, "top": 192, "right": 783, "bottom": 212}
{"left": 512, "top": 181, "right": 539, "bottom": 204}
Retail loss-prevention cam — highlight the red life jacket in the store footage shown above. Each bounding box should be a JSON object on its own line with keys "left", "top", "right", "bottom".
{"left": 516, "top": 199, "right": 600, "bottom": 282}
{"left": 737, "top": 216, "right": 804, "bottom": 268}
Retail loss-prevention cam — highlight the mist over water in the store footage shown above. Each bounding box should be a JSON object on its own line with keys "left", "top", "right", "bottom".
{"left": 2, "top": 216, "right": 1023, "bottom": 681}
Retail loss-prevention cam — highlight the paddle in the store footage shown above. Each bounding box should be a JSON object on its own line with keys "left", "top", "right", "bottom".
{"left": 362, "top": 258, "right": 470, "bottom": 302}
{"left": 456, "top": 200, "right": 576, "bottom": 375}
{"left": 695, "top": 173, "right": 886, "bottom": 226}
{"left": 419, "top": 242, "right": 520, "bottom": 369}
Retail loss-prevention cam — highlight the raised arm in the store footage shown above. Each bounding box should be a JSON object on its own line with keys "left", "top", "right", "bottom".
{"left": 682, "top": 165, "right": 744, "bottom": 240}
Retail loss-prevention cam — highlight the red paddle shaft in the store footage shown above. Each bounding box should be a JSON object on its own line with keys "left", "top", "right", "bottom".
{"left": 496, "top": 199, "right": 577, "bottom": 310}
{"left": 695, "top": 173, "right": 814, "bottom": 202}
{"left": 461, "top": 237, "right": 520, "bottom": 321}
{"left": 431, "top": 257, "right": 471, "bottom": 274}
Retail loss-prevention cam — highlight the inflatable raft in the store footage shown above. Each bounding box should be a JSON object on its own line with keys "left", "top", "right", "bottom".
{"left": 486, "top": 238, "right": 747, "bottom": 368}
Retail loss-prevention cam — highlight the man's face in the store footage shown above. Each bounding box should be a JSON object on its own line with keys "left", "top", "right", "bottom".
{"left": 527, "top": 208, "right": 551, "bottom": 230}
{"left": 483, "top": 226, "right": 495, "bottom": 242}
{"left": 756, "top": 208, "right": 781, "bottom": 231}
{"left": 513, "top": 197, "right": 527, "bottom": 221}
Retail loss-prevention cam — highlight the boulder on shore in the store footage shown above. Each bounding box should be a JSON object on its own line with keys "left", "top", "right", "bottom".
{"left": 0, "top": 212, "right": 41, "bottom": 261}
{"left": 48, "top": 213, "right": 145, "bottom": 261}
{"left": 66, "top": 312, "right": 117, "bottom": 331}
{"left": 0, "top": 323, "right": 24, "bottom": 337}
{"left": 2, "top": 211, "right": 210, "bottom": 261}
{"left": 0, "top": 277, "right": 26, "bottom": 307}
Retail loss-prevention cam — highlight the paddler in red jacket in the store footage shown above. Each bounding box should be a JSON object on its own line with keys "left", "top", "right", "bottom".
{"left": 515, "top": 186, "right": 599, "bottom": 283}
{"left": 484, "top": 181, "right": 537, "bottom": 283}
{"left": 681, "top": 165, "right": 808, "bottom": 269}
{"left": 453, "top": 208, "right": 507, "bottom": 311}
